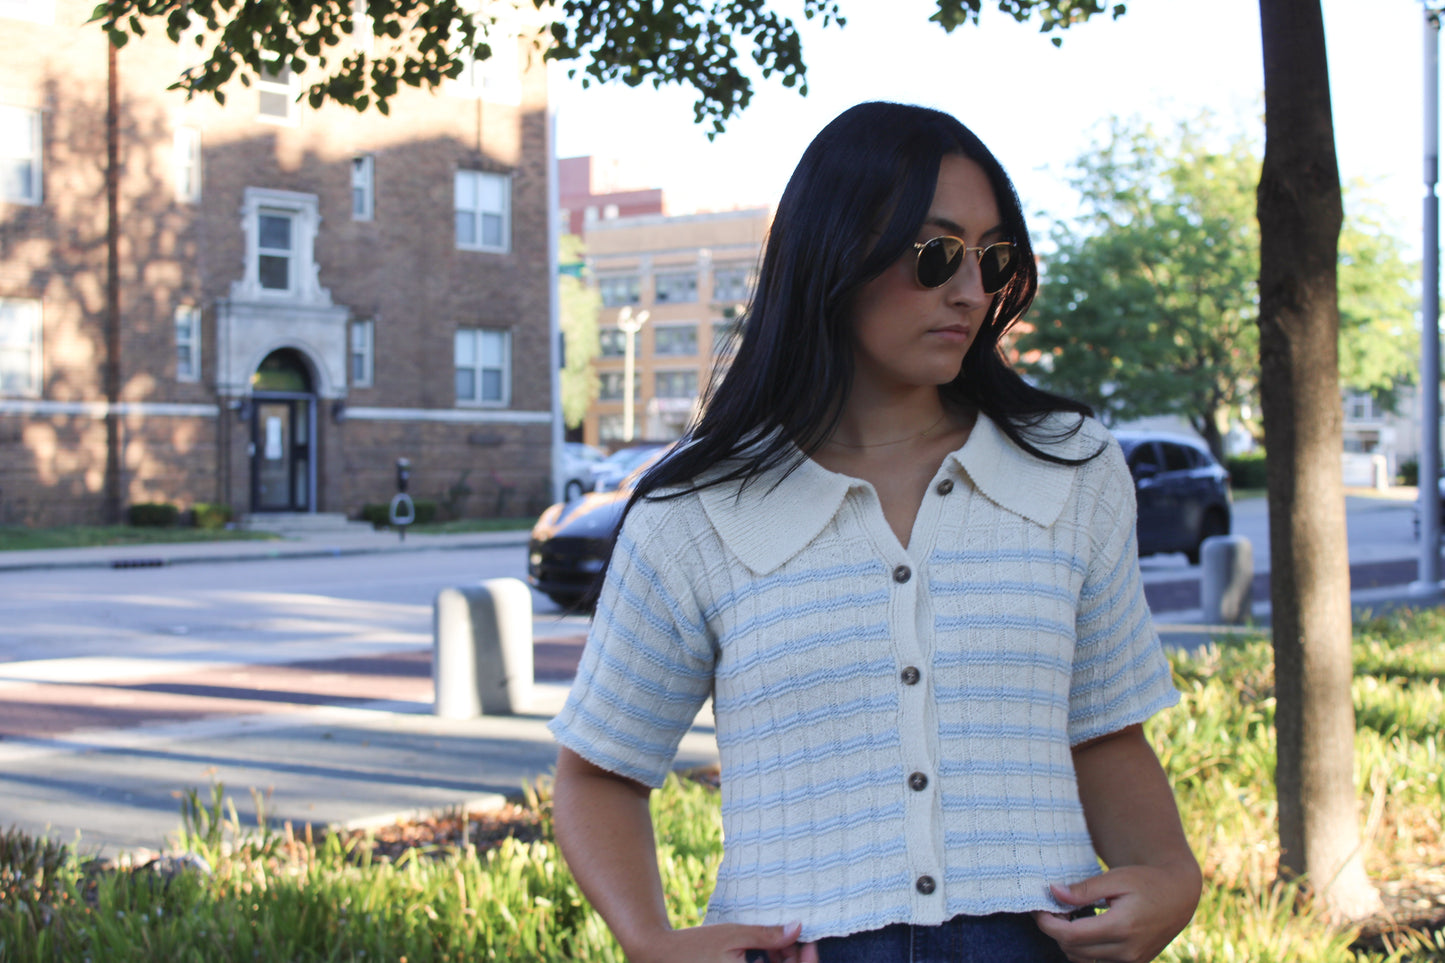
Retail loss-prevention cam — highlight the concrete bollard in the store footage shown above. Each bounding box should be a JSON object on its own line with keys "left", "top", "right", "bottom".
{"left": 1200, "top": 534, "right": 1253, "bottom": 625}
{"left": 433, "top": 578, "right": 534, "bottom": 718}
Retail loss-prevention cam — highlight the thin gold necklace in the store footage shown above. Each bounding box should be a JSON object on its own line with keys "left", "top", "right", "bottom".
{"left": 825, "top": 411, "right": 949, "bottom": 449}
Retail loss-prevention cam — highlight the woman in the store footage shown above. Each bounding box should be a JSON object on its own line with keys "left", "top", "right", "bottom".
{"left": 548, "top": 101, "right": 1201, "bottom": 963}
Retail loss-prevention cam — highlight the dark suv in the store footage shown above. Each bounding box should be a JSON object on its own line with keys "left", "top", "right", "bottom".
{"left": 1114, "top": 431, "right": 1232, "bottom": 565}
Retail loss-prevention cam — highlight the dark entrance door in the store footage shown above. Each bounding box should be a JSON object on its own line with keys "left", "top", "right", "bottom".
{"left": 249, "top": 349, "right": 315, "bottom": 513}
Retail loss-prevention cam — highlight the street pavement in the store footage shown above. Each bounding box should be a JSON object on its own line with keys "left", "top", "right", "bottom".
{"left": 0, "top": 491, "right": 1439, "bottom": 860}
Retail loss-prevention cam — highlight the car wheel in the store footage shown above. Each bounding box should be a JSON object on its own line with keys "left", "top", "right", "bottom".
{"left": 564, "top": 479, "right": 586, "bottom": 501}
{"left": 1186, "top": 509, "right": 1230, "bottom": 566}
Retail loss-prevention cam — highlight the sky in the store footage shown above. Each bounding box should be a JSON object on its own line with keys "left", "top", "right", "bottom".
{"left": 551, "top": 0, "right": 1426, "bottom": 248}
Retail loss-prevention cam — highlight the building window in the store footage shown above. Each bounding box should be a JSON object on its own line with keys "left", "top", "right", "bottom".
{"left": 599, "top": 327, "right": 626, "bottom": 357}
{"left": 173, "top": 126, "right": 201, "bottom": 204}
{"left": 653, "top": 324, "right": 697, "bottom": 356}
{"left": 1345, "top": 392, "right": 1378, "bottom": 422}
{"left": 712, "top": 263, "right": 754, "bottom": 303}
{"left": 175, "top": 305, "right": 201, "bottom": 381}
{"left": 598, "top": 413, "right": 625, "bottom": 444}
{"left": 455, "top": 327, "right": 510, "bottom": 404}
{"left": 351, "top": 154, "right": 374, "bottom": 221}
{"left": 598, "top": 275, "right": 641, "bottom": 307}
{"left": 598, "top": 371, "right": 641, "bottom": 402}
{"left": 712, "top": 317, "right": 742, "bottom": 354}
{"left": 257, "top": 209, "right": 296, "bottom": 292}
{"left": 350, "top": 319, "right": 374, "bottom": 387}
{"left": 0, "top": 298, "right": 42, "bottom": 397}
{"left": 655, "top": 369, "right": 698, "bottom": 399}
{"left": 0, "top": 106, "right": 42, "bottom": 205}
{"left": 258, "top": 64, "right": 296, "bottom": 122}
{"left": 455, "top": 170, "right": 510, "bottom": 252}
{"left": 654, "top": 270, "right": 698, "bottom": 304}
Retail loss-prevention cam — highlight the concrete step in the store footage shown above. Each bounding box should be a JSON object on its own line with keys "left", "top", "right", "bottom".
{"left": 238, "top": 512, "right": 374, "bottom": 534}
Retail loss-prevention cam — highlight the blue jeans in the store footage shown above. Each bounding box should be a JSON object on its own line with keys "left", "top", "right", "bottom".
{"left": 746, "top": 913, "right": 1070, "bottom": 962}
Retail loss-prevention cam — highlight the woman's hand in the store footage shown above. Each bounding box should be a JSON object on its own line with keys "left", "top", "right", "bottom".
{"left": 630, "top": 921, "right": 818, "bottom": 963}
{"left": 1032, "top": 862, "right": 1201, "bottom": 963}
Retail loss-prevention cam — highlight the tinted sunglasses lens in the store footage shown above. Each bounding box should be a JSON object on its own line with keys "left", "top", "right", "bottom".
{"left": 916, "top": 237, "right": 964, "bottom": 288}
{"left": 980, "top": 243, "right": 1016, "bottom": 293}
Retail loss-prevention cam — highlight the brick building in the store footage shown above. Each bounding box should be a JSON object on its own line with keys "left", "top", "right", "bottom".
{"left": 0, "top": 0, "right": 556, "bottom": 527}
{"left": 580, "top": 207, "right": 770, "bottom": 448}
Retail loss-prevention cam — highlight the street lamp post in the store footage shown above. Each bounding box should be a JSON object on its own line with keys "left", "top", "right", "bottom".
{"left": 1416, "top": 3, "right": 1443, "bottom": 594}
{"left": 618, "top": 306, "right": 650, "bottom": 443}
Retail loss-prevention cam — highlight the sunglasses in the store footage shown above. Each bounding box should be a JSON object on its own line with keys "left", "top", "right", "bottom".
{"left": 912, "top": 236, "right": 1017, "bottom": 293}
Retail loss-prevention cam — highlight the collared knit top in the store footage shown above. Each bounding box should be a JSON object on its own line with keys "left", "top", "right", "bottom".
{"left": 548, "top": 413, "right": 1180, "bottom": 942}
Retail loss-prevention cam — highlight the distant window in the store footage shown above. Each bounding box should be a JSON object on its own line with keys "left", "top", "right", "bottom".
{"left": 257, "top": 209, "right": 296, "bottom": 292}
{"left": 712, "top": 263, "right": 753, "bottom": 303}
{"left": 173, "top": 126, "right": 201, "bottom": 203}
{"left": 654, "top": 369, "right": 697, "bottom": 399}
{"left": 455, "top": 327, "right": 510, "bottom": 404}
{"left": 0, "top": 297, "right": 42, "bottom": 397}
{"left": 350, "top": 319, "right": 374, "bottom": 387}
{"left": 455, "top": 170, "right": 510, "bottom": 252}
{"left": 654, "top": 270, "right": 698, "bottom": 304}
{"left": 1160, "top": 443, "right": 1192, "bottom": 473}
{"left": 598, "top": 371, "right": 639, "bottom": 401}
{"left": 351, "top": 154, "right": 374, "bottom": 221}
{"left": 602, "top": 203, "right": 620, "bottom": 219}
{"left": 0, "top": 106, "right": 42, "bottom": 205}
{"left": 653, "top": 324, "right": 697, "bottom": 356}
{"left": 598, "top": 275, "right": 641, "bottom": 307}
{"left": 598, "top": 413, "right": 625, "bottom": 443}
{"left": 1128, "top": 442, "right": 1161, "bottom": 475}
{"left": 175, "top": 305, "right": 201, "bottom": 381}
{"left": 599, "top": 327, "right": 626, "bottom": 357}
{"left": 711, "top": 317, "right": 741, "bottom": 354}
{"left": 258, "top": 64, "right": 296, "bottom": 122}
{"left": 1346, "top": 393, "right": 1378, "bottom": 421}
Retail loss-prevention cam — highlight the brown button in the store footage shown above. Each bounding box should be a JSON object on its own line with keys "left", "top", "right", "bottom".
{"left": 900, "top": 666, "right": 921, "bottom": 686}
{"left": 916, "top": 875, "right": 936, "bottom": 895}
{"left": 908, "top": 771, "right": 929, "bottom": 791}
{"left": 893, "top": 565, "right": 911, "bottom": 584}
{"left": 935, "top": 479, "right": 954, "bottom": 495}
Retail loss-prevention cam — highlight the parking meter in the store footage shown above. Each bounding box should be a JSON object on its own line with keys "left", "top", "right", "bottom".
{"left": 389, "top": 457, "right": 416, "bottom": 540}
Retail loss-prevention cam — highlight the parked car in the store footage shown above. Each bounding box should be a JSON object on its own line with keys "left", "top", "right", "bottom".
{"left": 586, "top": 443, "right": 670, "bottom": 493}
{"left": 560, "top": 442, "right": 608, "bottom": 501}
{"left": 1114, "top": 430, "right": 1233, "bottom": 565}
{"left": 528, "top": 445, "right": 670, "bottom": 608}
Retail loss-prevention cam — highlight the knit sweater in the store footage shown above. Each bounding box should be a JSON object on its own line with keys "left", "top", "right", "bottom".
{"left": 548, "top": 413, "right": 1180, "bottom": 942}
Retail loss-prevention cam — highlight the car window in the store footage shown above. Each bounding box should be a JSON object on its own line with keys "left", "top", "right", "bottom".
{"left": 1128, "top": 442, "right": 1161, "bottom": 473}
{"left": 1161, "top": 443, "right": 1192, "bottom": 473}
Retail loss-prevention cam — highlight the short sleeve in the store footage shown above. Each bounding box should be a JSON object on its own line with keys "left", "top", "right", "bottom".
{"left": 548, "top": 498, "right": 718, "bottom": 787}
{"left": 1067, "top": 442, "right": 1180, "bottom": 745}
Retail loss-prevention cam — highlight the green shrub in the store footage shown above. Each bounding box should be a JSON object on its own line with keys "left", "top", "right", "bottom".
{"left": 127, "top": 502, "right": 179, "bottom": 527}
{"left": 1399, "top": 456, "right": 1419, "bottom": 487}
{"left": 359, "top": 499, "right": 437, "bottom": 528}
{"left": 1225, "top": 452, "right": 1268, "bottom": 490}
{"left": 190, "top": 502, "right": 233, "bottom": 530}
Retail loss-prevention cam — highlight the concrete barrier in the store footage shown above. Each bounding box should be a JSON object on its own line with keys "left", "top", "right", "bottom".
{"left": 433, "top": 578, "right": 534, "bottom": 717}
{"left": 1200, "top": 535, "right": 1254, "bottom": 625}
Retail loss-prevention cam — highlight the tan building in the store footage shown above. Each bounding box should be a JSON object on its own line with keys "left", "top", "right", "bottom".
{"left": 1, "top": 0, "right": 555, "bottom": 526}
{"left": 580, "top": 207, "right": 770, "bottom": 449}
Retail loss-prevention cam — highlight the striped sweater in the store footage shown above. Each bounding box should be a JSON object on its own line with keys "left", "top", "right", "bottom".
{"left": 548, "top": 413, "right": 1180, "bottom": 942}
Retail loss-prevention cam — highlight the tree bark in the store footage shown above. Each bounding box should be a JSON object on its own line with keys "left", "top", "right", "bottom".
{"left": 1256, "top": 0, "right": 1381, "bottom": 921}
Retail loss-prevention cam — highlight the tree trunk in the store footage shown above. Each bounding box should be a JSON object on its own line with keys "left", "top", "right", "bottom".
{"left": 1256, "top": 0, "right": 1381, "bottom": 921}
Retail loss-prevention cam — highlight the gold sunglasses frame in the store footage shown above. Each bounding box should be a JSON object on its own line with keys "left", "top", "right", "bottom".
{"left": 911, "top": 236, "right": 1017, "bottom": 293}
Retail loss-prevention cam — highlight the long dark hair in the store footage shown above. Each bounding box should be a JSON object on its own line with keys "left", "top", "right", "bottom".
{"left": 626, "top": 101, "right": 1097, "bottom": 523}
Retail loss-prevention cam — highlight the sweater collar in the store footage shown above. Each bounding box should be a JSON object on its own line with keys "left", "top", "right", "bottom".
{"left": 698, "top": 413, "right": 1084, "bottom": 575}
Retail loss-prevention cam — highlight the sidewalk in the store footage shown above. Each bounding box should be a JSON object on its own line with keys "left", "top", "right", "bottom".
{"left": 0, "top": 519, "right": 1440, "bottom": 860}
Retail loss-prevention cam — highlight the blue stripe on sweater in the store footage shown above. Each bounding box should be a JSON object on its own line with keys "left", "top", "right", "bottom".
{"left": 711, "top": 872, "right": 916, "bottom": 914}
{"left": 719, "top": 729, "right": 902, "bottom": 783}
{"left": 944, "top": 828, "right": 1094, "bottom": 849}
{"left": 722, "top": 801, "right": 907, "bottom": 848}
{"left": 607, "top": 531, "right": 711, "bottom": 652}
{"left": 719, "top": 834, "right": 910, "bottom": 877}
{"left": 932, "top": 685, "right": 1069, "bottom": 711}
{"left": 716, "top": 623, "right": 892, "bottom": 680}
{"left": 937, "top": 721, "right": 1068, "bottom": 742}
{"left": 718, "top": 590, "right": 892, "bottom": 648}
{"left": 933, "top": 612, "right": 1074, "bottom": 642}
{"left": 931, "top": 548, "right": 1086, "bottom": 575}
{"left": 929, "top": 580, "right": 1076, "bottom": 606}
{"left": 941, "top": 795, "right": 1083, "bottom": 814}
{"left": 704, "top": 561, "right": 888, "bottom": 622}
{"left": 937, "top": 757, "right": 1076, "bottom": 780}
{"left": 720, "top": 658, "right": 896, "bottom": 710}
{"left": 933, "top": 649, "right": 1072, "bottom": 675}
{"left": 715, "top": 693, "right": 899, "bottom": 747}
{"left": 566, "top": 696, "right": 690, "bottom": 760}
{"left": 723, "top": 767, "right": 901, "bottom": 815}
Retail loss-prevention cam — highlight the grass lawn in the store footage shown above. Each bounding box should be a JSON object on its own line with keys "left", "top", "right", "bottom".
{"left": 2, "top": 610, "right": 1443, "bottom": 961}
{"left": 0, "top": 526, "right": 278, "bottom": 552}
